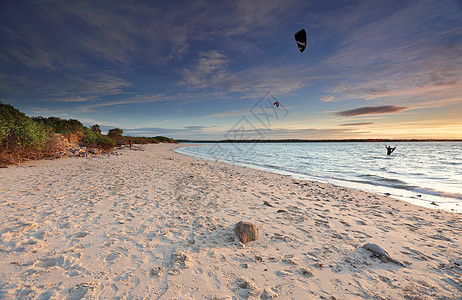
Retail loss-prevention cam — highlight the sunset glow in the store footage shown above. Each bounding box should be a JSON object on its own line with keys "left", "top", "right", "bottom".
{"left": 1, "top": 1, "right": 461, "bottom": 139}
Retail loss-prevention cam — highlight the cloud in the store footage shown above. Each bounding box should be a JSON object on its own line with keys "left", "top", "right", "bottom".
{"left": 336, "top": 105, "right": 408, "bottom": 117}
{"left": 339, "top": 122, "right": 375, "bottom": 126}
{"left": 180, "top": 54, "right": 320, "bottom": 98}
{"left": 75, "top": 94, "right": 166, "bottom": 112}
{"left": 319, "top": 0, "right": 462, "bottom": 107}
{"left": 180, "top": 50, "right": 228, "bottom": 88}
{"left": 50, "top": 96, "right": 97, "bottom": 103}
{"left": 320, "top": 95, "right": 336, "bottom": 102}
{"left": 203, "top": 109, "right": 253, "bottom": 119}
{"left": 73, "top": 74, "right": 132, "bottom": 96}
{"left": 121, "top": 125, "right": 213, "bottom": 138}
{"left": 40, "top": 73, "right": 133, "bottom": 105}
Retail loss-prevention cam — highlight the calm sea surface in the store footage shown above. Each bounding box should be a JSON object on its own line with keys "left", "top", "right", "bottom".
{"left": 175, "top": 142, "right": 462, "bottom": 213}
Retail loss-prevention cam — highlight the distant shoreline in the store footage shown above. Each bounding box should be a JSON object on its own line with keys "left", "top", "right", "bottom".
{"left": 177, "top": 139, "right": 462, "bottom": 143}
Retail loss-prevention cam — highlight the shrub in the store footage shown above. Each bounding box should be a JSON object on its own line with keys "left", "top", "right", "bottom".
{"left": 90, "top": 124, "right": 101, "bottom": 134}
{"left": 1, "top": 103, "right": 54, "bottom": 164}
{"left": 108, "top": 128, "right": 124, "bottom": 141}
{"left": 152, "top": 136, "right": 175, "bottom": 143}
{"left": 32, "top": 116, "right": 83, "bottom": 136}
{"left": 82, "top": 127, "right": 116, "bottom": 150}
{"left": 1, "top": 103, "right": 51, "bottom": 149}
{"left": 125, "top": 136, "right": 149, "bottom": 144}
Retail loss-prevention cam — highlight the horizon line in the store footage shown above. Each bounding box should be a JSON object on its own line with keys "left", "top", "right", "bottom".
{"left": 175, "top": 138, "right": 462, "bottom": 143}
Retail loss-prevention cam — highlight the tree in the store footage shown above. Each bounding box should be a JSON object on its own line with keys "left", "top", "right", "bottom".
{"left": 107, "top": 128, "right": 123, "bottom": 140}
{"left": 91, "top": 124, "right": 101, "bottom": 134}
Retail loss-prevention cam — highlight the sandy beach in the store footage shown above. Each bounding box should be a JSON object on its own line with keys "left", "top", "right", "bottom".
{"left": 0, "top": 143, "right": 460, "bottom": 299}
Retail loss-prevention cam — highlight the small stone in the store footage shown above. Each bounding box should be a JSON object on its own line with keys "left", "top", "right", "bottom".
{"left": 235, "top": 221, "right": 258, "bottom": 244}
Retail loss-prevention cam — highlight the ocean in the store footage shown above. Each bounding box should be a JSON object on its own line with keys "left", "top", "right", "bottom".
{"left": 175, "top": 142, "right": 462, "bottom": 213}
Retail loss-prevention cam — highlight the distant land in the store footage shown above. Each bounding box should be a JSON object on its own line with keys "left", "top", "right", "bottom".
{"left": 177, "top": 139, "right": 462, "bottom": 143}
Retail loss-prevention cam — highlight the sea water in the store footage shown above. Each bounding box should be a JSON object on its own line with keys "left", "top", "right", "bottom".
{"left": 175, "top": 142, "right": 462, "bottom": 213}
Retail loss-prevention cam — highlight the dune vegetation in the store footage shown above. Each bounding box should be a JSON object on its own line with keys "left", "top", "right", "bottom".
{"left": 0, "top": 102, "right": 175, "bottom": 165}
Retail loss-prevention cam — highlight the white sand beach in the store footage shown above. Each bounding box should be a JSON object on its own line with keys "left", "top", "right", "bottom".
{"left": 0, "top": 143, "right": 460, "bottom": 299}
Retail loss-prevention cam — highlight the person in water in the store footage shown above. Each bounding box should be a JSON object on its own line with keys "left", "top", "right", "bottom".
{"left": 385, "top": 145, "right": 396, "bottom": 155}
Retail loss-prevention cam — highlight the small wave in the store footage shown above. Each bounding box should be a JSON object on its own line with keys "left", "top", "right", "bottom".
{"left": 442, "top": 161, "right": 461, "bottom": 165}
{"left": 358, "top": 174, "right": 406, "bottom": 184}
{"left": 412, "top": 187, "right": 462, "bottom": 200}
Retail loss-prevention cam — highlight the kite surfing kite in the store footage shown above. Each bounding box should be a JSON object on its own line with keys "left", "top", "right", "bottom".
{"left": 294, "top": 29, "right": 307, "bottom": 53}
{"left": 273, "top": 101, "right": 279, "bottom": 108}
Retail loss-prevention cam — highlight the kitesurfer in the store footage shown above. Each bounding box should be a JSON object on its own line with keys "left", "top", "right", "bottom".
{"left": 385, "top": 145, "right": 396, "bottom": 155}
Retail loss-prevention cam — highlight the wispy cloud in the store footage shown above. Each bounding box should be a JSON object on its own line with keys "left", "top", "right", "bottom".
{"left": 319, "top": 0, "right": 462, "bottom": 108}
{"left": 336, "top": 105, "right": 408, "bottom": 117}
{"left": 339, "top": 122, "right": 375, "bottom": 126}
{"left": 180, "top": 50, "right": 228, "bottom": 88}
{"left": 122, "top": 125, "right": 213, "bottom": 138}
{"left": 41, "top": 73, "right": 133, "bottom": 104}
{"left": 319, "top": 95, "right": 336, "bottom": 102}
{"left": 75, "top": 94, "right": 166, "bottom": 112}
{"left": 202, "top": 109, "right": 253, "bottom": 119}
{"left": 72, "top": 74, "right": 132, "bottom": 96}
{"left": 180, "top": 56, "right": 321, "bottom": 98}
{"left": 50, "top": 96, "right": 97, "bottom": 103}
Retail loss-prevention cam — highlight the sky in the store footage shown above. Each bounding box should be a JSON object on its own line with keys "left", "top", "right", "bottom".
{"left": 1, "top": 0, "right": 461, "bottom": 140}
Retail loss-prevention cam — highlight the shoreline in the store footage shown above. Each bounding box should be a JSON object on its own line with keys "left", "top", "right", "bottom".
{"left": 0, "top": 143, "right": 460, "bottom": 299}
{"left": 175, "top": 143, "right": 462, "bottom": 214}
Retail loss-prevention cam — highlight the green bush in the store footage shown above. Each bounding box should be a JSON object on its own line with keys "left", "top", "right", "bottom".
{"left": 108, "top": 128, "right": 123, "bottom": 141}
{"left": 1, "top": 102, "right": 176, "bottom": 164}
{"left": 151, "top": 136, "right": 175, "bottom": 143}
{"left": 82, "top": 127, "right": 116, "bottom": 150}
{"left": 125, "top": 136, "right": 149, "bottom": 144}
{"left": 1, "top": 103, "right": 52, "bottom": 149}
{"left": 32, "top": 116, "right": 83, "bottom": 135}
{"left": 90, "top": 124, "right": 101, "bottom": 134}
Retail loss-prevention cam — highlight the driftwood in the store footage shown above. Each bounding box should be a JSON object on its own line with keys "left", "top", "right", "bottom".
{"left": 115, "top": 144, "right": 145, "bottom": 151}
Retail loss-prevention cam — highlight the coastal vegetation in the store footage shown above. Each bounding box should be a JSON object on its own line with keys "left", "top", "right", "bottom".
{"left": 0, "top": 102, "right": 175, "bottom": 165}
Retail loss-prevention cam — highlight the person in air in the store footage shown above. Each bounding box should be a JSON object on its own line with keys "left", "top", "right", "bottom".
{"left": 385, "top": 145, "right": 396, "bottom": 155}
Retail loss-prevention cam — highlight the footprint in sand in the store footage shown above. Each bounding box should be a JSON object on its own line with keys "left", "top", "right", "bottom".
{"left": 73, "top": 231, "right": 90, "bottom": 239}
{"left": 65, "top": 283, "right": 95, "bottom": 300}
{"left": 105, "top": 252, "right": 121, "bottom": 262}
{"left": 97, "top": 283, "right": 118, "bottom": 299}
{"left": 35, "top": 256, "right": 65, "bottom": 268}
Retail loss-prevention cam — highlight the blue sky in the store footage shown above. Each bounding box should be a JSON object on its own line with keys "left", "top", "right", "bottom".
{"left": 1, "top": 0, "right": 461, "bottom": 139}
